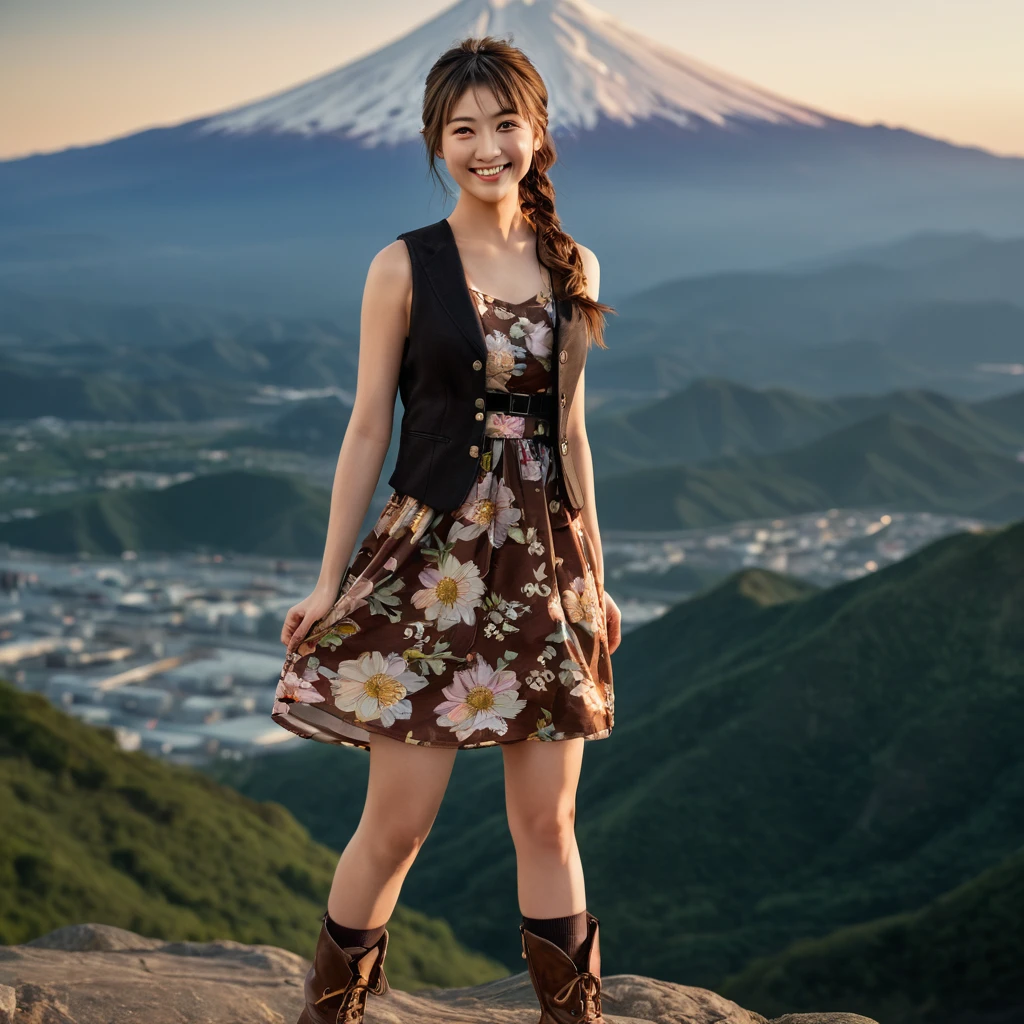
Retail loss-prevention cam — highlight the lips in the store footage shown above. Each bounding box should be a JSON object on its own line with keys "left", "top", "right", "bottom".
{"left": 470, "top": 162, "right": 511, "bottom": 179}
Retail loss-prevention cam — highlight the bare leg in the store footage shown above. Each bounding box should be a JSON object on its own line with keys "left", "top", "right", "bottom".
{"left": 327, "top": 732, "right": 458, "bottom": 928}
{"left": 503, "top": 737, "right": 587, "bottom": 917}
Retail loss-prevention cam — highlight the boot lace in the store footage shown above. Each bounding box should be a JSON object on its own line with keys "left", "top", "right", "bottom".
{"left": 552, "top": 969, "right": 603, "bottom": 1020}
{"left": 313, "top": 960, "right": 386, "bottom": 1023}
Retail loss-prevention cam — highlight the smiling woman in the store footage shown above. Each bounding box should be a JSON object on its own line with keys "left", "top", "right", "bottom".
{"left": 274, "top": 34, "right": 619, "bottom": 1024}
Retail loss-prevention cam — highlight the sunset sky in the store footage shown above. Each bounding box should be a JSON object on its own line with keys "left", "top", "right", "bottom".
{"left": 2, "top": 0, "right": 1022, "bottom": 161}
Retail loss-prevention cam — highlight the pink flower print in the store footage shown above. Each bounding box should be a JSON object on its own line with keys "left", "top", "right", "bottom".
{"left": 561, "top": 572, "right": 604, "bottom": 638}
{"left": 274, "top": 664, "right": 326, "bottom": 716}
{"left": 412, "top": 553, "right": 486, "bottom": 630}
{"left": 512, "top": 316, "right": 553, "bottom": 359}
{"left": 433, "top": 655, "right": 528, "bottom": 741}
{"left": 451, "top": 472, "right": 522, "bottom": 548}
{"left": 485, "top": 412, "right": 526, "bottom": 438}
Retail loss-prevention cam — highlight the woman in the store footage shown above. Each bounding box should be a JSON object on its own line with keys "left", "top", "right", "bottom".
{"left": 275, "top": 35, "right": 621, "bottom": 1024}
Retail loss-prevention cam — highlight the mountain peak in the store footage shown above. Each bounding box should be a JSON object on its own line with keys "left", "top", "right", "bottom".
{"left": 197, "top": 0, "right": 827, "bottom": 147}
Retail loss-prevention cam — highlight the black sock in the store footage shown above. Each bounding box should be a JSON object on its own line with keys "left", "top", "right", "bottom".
{"left": 325, "top": 911, "right": 387, "bottom": 951}
{"left": 523, "top": 910, "right": 590, "bottom": 970}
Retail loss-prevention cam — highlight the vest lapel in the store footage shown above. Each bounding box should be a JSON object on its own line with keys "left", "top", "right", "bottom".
{"left": 422, "top": 219, "right": 488, "bottom": 362}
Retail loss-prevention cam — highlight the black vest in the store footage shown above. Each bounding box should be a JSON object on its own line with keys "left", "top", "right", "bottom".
{"left": 387, "top": 218, "right": 589, "bottom": 512}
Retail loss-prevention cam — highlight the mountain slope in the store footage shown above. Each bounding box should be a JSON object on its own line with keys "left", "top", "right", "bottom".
{"left": 0, "top": 679, "right": 506, "bottom": 989}
{"left": 3, "top": 4, "right": 1022, "bottom": 312}
{"left": 221, "top": 518, "right": 1024, "bottom": 992}
{"left": 0, "top": 470, "right": 331, "bottom": 556}
{"left": 588, "top": 378, "right": 1024, "bottom": 473}
{"left": 200, "top": 0, "right": 826, "bottom": 147}
{"left": 720, "top": 841, "right": 1024, "bottom": 1024}
{"left": 594, "top": 412, "right": 1024, "bottom": 529}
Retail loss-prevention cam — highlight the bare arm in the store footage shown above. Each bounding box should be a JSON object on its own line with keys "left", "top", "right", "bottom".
{"left": 566, "top": 244, "right": 604, "bottom": 588}
{"left": 282, "top": 239, "right": 411, "bottom": 651}
{"left": 315, "top": 241, "right": 411, "bottom": 590}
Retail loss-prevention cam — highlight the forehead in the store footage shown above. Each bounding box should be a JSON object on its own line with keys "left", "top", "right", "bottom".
{"left": 447, "top": 84, "right": 522, "bottom": 123}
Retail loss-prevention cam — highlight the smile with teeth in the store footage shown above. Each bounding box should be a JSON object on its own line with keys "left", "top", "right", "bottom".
{"left": 471, "top": 163, "right": 511, "bottom": 178}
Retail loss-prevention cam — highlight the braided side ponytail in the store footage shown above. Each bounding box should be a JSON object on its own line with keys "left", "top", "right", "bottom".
{"left": 519, "top": 159, "right": 615, "bottom": 351}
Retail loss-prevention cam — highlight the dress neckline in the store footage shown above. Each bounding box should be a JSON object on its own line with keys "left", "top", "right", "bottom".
{"left": 468, "top": 277, "right": 553, "bottom": 310}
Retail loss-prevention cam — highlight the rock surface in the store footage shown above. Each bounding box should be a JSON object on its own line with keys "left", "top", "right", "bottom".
{"left": 0, "top": 924, "right": 878, "bottom": 1024}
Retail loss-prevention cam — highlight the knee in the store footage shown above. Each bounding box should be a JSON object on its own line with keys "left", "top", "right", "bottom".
{"left": 509, "top": 803, "right": 576, "bottom": 857}
{"left": 359, "top": 816, "right": 431, "bottom": 867}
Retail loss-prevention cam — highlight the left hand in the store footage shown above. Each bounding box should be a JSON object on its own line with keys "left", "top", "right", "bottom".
{"left": 602, "top": 590, "right": 622, "bottom": 654}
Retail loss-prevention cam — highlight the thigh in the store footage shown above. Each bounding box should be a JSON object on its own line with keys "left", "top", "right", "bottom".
{"left": 360, "top": 733, "right": 459, "bottom": 837}
{"left": 502, "top": 737, "right": 585, "bottom": 825}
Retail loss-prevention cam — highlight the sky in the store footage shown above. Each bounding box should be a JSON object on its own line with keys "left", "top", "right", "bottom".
{"left": 2, "top": 0, "right": 1023, "bottom": 161}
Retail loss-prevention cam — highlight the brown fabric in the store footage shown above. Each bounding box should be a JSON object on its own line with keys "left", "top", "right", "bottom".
{"left": 272, "top": 283, "right": 614, "bottom": 751}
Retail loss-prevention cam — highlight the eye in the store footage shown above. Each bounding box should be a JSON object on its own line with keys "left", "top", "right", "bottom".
{"left": 453, "top": 120, "right": 519, "bottom": 135}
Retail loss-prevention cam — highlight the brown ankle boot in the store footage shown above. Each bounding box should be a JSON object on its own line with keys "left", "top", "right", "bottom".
{"left": 520, "top": 911, "right": 604, "bottom": 1023}
{"left": 297, "top": 913, "right": 391, "bottom": 1024}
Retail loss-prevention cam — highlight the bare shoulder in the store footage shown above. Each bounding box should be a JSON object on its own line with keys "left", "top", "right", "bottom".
{"left": 367, "top": 238, "right": 412, "bottom": 287}
{"left": 575, "top": 242, "right": 601, "bottom": 301}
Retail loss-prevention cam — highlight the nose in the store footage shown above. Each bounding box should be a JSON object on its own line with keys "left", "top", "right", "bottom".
{"left": 475, "top": 132, "right": 503, "bottom": 162}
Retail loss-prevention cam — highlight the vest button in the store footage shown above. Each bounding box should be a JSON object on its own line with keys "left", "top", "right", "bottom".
{"left": 560, "top": 439, "right": 568, "bottom": 455}
{"left": 474, "top": 411, "right": 484, "bottom": 421}
{"left": 469, "top": 444, "right": 480, "bottom": 457}
{"left": 560, "top": 392, "right": 566, "bottom": 407}
{"left": 559, "top": 350, "right": 567, "bottom": 363}
{"left": 472, "top": 359, "right": 483, "bottom": 371}
{"left": 549, "top": 499, "right": 560, "bottom": 513}
{"left": 475, "top": 397, "right": 485, "bottom": 409}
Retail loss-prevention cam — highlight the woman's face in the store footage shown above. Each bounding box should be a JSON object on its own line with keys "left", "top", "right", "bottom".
{"left": 437, "top": 85, "right": 542, "bottom": 203}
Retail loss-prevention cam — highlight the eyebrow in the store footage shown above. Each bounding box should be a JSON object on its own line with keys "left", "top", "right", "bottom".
{"left": 446, "top": 107, "right": 520, "bottom": 125}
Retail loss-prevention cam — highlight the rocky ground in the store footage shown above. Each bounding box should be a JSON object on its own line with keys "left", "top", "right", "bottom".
{"left": 0, "top": 924, "right": 878, "bottom": 1024}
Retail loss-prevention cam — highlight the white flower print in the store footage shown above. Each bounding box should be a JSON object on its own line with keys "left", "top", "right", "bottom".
{"left": 485, "top": 329, "right": 526, "bottom": 389}
{"left": 411, "top": 552, "right": 486, "bottom": 630}
{"left": 525, "top": 667, "right": 555, "bottom": 692}
{"left": 321, "top": 650, "right": 428, "bottom": 727}
{"left": 433, "top": 656, "right": 528, "bottom": 741}
{"left": 449, "top": 470, "right": 522, "bottom": 548}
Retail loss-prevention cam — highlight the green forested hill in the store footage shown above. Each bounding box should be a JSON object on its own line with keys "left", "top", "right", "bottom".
{"left": 595, "top": 411, "right": 1024, "bottom": 529}
{"left": 216, "top": 518, "right": 1024, "bottom": 1011}
{"left": 0, "top": 680, "right": 506, "bottom": 990}
{"left": 0, "top": 470, "right": 330, "bottom": 556}
{"left": 720, "top": 841, "right": 1024, "bottom": 1024}
{"left": 0, "top": 366, "right": 258, "bottom": 421}
{"left": 587, "top": 378, "right": 1024, "bottom": 474}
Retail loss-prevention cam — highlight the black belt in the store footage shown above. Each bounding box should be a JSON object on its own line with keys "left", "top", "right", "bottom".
{"left": 484, "top": 390, "right": 556, "bottom": 420}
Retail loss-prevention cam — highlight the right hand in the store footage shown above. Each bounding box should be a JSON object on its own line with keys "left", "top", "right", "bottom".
{"left": 281, "top": 582, "right": 339, "bottom": 656}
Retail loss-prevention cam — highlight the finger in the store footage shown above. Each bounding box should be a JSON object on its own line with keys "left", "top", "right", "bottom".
{"left": 287, "top": 615, "right": 315, "bottom": 654}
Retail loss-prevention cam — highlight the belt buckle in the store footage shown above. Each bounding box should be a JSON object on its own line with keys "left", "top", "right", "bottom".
{"left": 508, "top": 393, "right": 530, "bottom": 416}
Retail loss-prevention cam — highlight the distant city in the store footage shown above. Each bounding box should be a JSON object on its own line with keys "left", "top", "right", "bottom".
{"left": 0, "top": 505, "right": 986, "bottom": 766}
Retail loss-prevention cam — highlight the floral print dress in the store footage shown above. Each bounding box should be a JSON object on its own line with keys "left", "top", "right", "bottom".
{"left": 271, "top": 271, "right": 614, "bottom": 750}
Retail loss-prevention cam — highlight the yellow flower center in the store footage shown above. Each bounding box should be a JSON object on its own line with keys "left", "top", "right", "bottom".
{"left": 464, "top": 686, "right": 496, "bottom": 711}
{"left": 364, "top": 673, "right": 404, "bottom": 707}
{"left": 435, "top": 576, "right": 460, "bottom": 606}
{"left": 477, "top": 499, "right": 496, "bottom": 524}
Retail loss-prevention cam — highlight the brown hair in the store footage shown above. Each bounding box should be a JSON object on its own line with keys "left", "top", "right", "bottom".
{"left": 419, "top": 35, "right": 614, "bottom": 350}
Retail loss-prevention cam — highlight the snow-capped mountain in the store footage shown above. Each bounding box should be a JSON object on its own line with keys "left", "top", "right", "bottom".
{"left": 1, "top": 0, "right": 1022, "bottom": 315}
{"left": 199, "top": 0, "right": 826, "bottom": 147}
